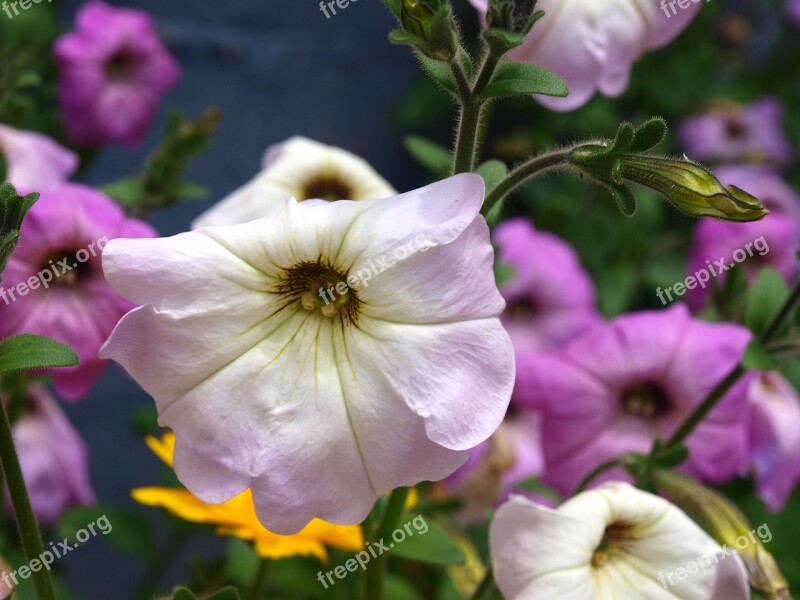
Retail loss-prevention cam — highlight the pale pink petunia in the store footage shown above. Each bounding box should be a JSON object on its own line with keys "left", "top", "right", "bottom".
{"left": 8, "top": 385, "right": 95, "bottom": 525}
{"left": 54, "top": 1, "right": 180, "bottom": 147}
{"left": 0, "top": 124, "right": 77, "bottom": 190}
{"left": 468, "top": 0, "right": 701, "bottom": 111}
{"left": 490, "top": 484, "right": 749, "bottom": 600}
{"left": 515, "top": 305, "right": 751, "bottom": 496}
{"left": 0, "top": 184, "right": 156, "bottom": 400}
{"left": 746, "top": 372, "right": 800, "bottom": 511}
{"left": 100, "top": 174, "right": 515, "bottom": 534}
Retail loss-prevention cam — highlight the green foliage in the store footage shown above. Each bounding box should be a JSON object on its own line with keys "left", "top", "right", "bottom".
{"left": 404, "top": 135, "right": 453, "bottom": 177}
{"left": 392, "top": 516, "right": 465, "bottom": 565}
{"left": 0, "top": 335, "right": 78, "bottom": 376}
{"left": 746, "top": 268, "right": 791, "bottom": 337}
{"left": 479, "top": 61, "right": 568, "bottom": 99}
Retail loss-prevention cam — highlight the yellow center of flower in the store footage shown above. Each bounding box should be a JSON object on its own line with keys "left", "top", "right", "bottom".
{"left": 300, "top": 175, "right": 354, "bottom": 201}
{"left": 39, "top": 250, "right": 91, "bottom": 287}
{"left": 591, "top": 522, "right": 637, "bottom": 568}
{"left": 276, "top": 260, "right": 359, "bottom": 322}
{"left": 622, "top": 382, "right": 670, "bottom": 420}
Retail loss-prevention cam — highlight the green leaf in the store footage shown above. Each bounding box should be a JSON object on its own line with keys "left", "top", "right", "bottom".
{"left": 99, "top": 178, "right": 141, "bottom": 208}
{"left": 479, "top": 61, "right": 568, "bottom": 99}
{"left": 746, "top": 268, "right": 790, "bottom": 337}
{"left": 742, "top": 339, "right": 778, "bottom": 371}
{"left": 392, "top": 516, "right": 465, "bottom": 565}
{"left": 414, "top": 51, "right": 457, "bottom": 94}
{"left": 171, "top": 587, "right": 197, "bottom": 600}
{"left": 609, "top": 183, "right": 637, "bottom": 217}
{"left": 176, "top": 181, "right": 210, "bottom": 200}
{"left": 493, "top": 261, "right": 515, "bottom": 288}
{"left": 206, "top": 587, "right": 241, "bottom": 600}
{"left": 630, "top": 117, "right": 668, "bottom": 153}
{"left": 383, "top": 0, "right": 401, "bottom": 19}
{"left": 57, "top": 506, "right": 155, "bottom": 561}
{"left": 476, "top": 159, "right": 508, "bottom": 196}
{"left": 0, "top": 334, "right": 78, "bottom": 375}
{"left": 404, "top": 135, "right": 452, "bottom": 177}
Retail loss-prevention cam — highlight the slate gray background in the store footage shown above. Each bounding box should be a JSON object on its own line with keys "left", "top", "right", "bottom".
{"left": 57, "top": 0, "right": 425, "bottom": 595}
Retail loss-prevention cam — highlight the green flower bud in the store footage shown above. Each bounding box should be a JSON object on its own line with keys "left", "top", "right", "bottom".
{"left": 486, "top": 0, "right": 541, "bottom": 35}
{"left": 570, "top": 118, "right": 768, "bottom": 222}
{"left": 0, "top": 182, "right": 38, "bottom": 281}
{"left": 654, "top": 470, "right": 790, "bottom": 600}
{"left": 399, "top": 0, "right": 457, "bottom": 61}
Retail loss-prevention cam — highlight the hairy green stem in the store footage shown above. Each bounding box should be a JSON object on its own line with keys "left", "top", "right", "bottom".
{"left": 0, "top": 401, "right": 55, "bottom": 600}
{"left": 481, "top": 150, "right": 573, "bottom": 221}
{"left": 363, "top": 487, "right": 410, "bottom": 600}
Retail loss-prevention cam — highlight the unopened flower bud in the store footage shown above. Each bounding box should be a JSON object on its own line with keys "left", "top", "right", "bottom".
{"left": 654, "top": 470, "right": 790, "bottom": 600}
{"left": 0, "top": 182, "right": 38, "bottom": 280}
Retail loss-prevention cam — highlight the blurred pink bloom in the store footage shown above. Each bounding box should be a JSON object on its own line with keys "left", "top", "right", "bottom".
{"left": 679, "top": 98, "right": 791, "bottom": 165}
{"left": 746, "top": 372, "right": 800, "bottom": 511}
{"left": 0, "top": 124, "right": 77, "bottom": 190}
{"left": 0, "top": 184, "right": 156, "bottom": 400}
{"left": 55, "top": 1, "right": 180, "bottom": 147}
{"left": 100, "top": 175, "right": 514, "bottom": 534}
{"left": 685, "top": 212, "right": 799, "bottom": 309}
{"left": 516, "top": 305, "right": 751, "bottom": 496}
{"left": 467, "top": 0, "right": 700, "bottom": 111}
{"left": 494, "top": 218, "right": 600, "bottom": 355}
{"left": 8, "top": 385, "right": 95, "bottom": 525}
{"left": 789, "top": 0, "right": 800, "bottom": 28}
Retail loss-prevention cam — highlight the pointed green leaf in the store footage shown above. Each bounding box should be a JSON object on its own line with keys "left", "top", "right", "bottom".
{"left": 206, "top": 587, "right": 241, "bottom": 600}
{"left": 479, "top": 61, "right": 568, "bottom": 99}
{"left": 0, "top": 334, "right": 79, "bottom": 376}
{"left": 630, "top": 117, "right": 668, "bottom": 153}
{"left": 476, "top": 159, "right": 508, "bottom": 196}
{"left": 742, "top": 339, "right": 779, "bottom": 371}
{"left": 413, "top": 51, "right": 457, "bottom": 94}
{"left": 404, "top": 135, "right": 452, "bottom": 177}
{"left": 171, "top": 587, "right": 197, "bottom": 600}
{"left": 609, "top": 183, "right": 637, "bottom": 217}
{"left": 383, "top": 0, "right": 401, "bottom": 19}
{"left": 391, "top": 516, "right": 465, "bottom": 565}
{"left": 610, "top": 122, "right": 635, "bottom": 154}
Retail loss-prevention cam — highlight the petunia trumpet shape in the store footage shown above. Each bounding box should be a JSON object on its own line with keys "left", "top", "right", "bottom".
{"left": 192, "top": 137, "right": 396, "bottom": 228}
{"left": 490, "top": 483, "right": 749, "bottom": 600}
{"left": 101, "top": 174, "right": 515, "bottom": 534}
{"left": 468, "top": 0, "right": 701, "bottom": 111}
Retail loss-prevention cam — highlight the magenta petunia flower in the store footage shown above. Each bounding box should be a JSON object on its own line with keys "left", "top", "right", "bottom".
{"left": 54, "top": 1, "right": 180, "bottom": 147}
{"left": 7, "top": 385, "right": 95, "bottom": 525}
{"left": 100, "top": 174, "right": 515, "bottom": 534}
{"left": 685, "top": 211, "right": 799, "bottom": 309}
{"left": 0, "top": 124, "right": 78, "bottom": 190}
{"left": 467, "top": 0, "right": 700, "bottom": 111}
{"left": 679, "top": 98, "right": 791, "bottom": 165}
{"left": 0, "top": 184, "right": 156, "bottom": 400}
{"left": 746, "top": 372, "right": 800, "bottom": 511}
{"left": 494, "top": 218, "right": 600, "bottom": 355}
{"left": 515, "top": 305, "right": 751, "bottom": 496}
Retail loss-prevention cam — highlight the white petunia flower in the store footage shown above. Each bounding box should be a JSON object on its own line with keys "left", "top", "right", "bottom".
{"left": 192, "top": 136, "right": 396, "bottom": 228}
{"left": 101, "top": 174, "right": 515, "bottom": 534}
{"left": 490, "top": 482, "right": 749, "bottom": 600}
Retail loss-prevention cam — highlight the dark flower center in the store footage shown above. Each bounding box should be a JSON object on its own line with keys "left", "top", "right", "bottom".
{"left": 300, "top": 175, "right": 354, "bottom": 201}
{"left": 274, "top": 259, "right": 360, "bottom": 323}
{"left": 39, "top": 250, "right": 94, "bottom": 287}
{"left": 621, "top": 382, "right": 670, "bottom": 420}
{"left": 508, "top": 297, "right": 537, "bottom": 319}
{"left": 105, "top": 48, "right": 139, "bottom": 80}
{"left": 725, "top": 118, "right": 748, "bottom": 140}
{"left": 592, "top": 522, "right": 637, "bottom": 568}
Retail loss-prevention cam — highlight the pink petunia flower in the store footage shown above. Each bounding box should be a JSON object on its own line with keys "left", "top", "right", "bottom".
{"left": 467, "top": 0, "right": 701, "bottom": 111}
{"left": 54, "top": 1, "right": 180, "bottom": 147}
{"left": 494, "top": 218, "right": 600, "bottom": 355}
{"left": 0, "top": 184, "right": 156, "bottom": 400}
{"left": 0, "top": 124, "right": 77, "bottom": 190}
{"left": 746, "top": 372, "right": 800, "bottom": 511}
{"left": 7, "top": 385, "right": 95, "bottom": 525}
{"left": 685, "top": 211, "right": 799, "bottom": 310}
{"left": 679, "top": 98, "right": 792, "bottom": 166}
{"left": 99, "top": 174, "right": 515, "bottom": 534}
{"left": 789, "top": 0, "right": 800, "bottom": 28}
{"left": 516, "top": 305, "right": 751, "bottom": 496}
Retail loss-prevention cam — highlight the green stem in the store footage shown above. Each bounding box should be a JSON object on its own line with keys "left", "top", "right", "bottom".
{"left": 363, "top": 487, "right": 410, "bottom": 600}
{"left": 0, "top": 400, "right": 55, "bottom": 600}
{"left": 250, "top": 558, "right": 270, "bottom": 600}
{"left": 481, "top": 150, "right": 573, "bottom": 221}
{"left": 575, "top": 458, "right": 623, "bottom": 494}
{"left": 666, "top": 276, "right": 800, "bottom": 450}
{"left": 470, "top": 567, "right": 497, "bottom": 600}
